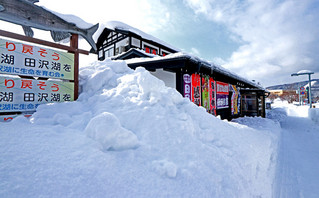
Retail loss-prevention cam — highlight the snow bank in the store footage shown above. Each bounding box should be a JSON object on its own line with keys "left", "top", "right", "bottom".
{"left": 309, "top": 108, "right": 319, "bottom": 123}
{"left": 271, "top": 99, "right": 309, "bottom": 117}
{"left": 270, "top": 99, "right": 319, "bottom": 124}
{"left": 0, "top": 59, "right": 280, "bottom": 197}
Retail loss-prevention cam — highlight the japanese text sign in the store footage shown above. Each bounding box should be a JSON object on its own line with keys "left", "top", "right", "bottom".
{"left": 0, "top": 113, "right": 32, "bottom": 122}
{"left": 183, "top": 74, "right": 191, "bottom": 100}
{"left": 216, "top": 81, "right": 229, "bottom": 109}
{"left": 191, "top": 74, "right": 201, "bottom": 106}
{"left": 216, "top": 81, "right": 229, "bottom": 95}
{"left": 0, "top": 76, "right": 74, "bottom": 112}
{"left": 0, "top": 38, "right": 74, "bottom": 80}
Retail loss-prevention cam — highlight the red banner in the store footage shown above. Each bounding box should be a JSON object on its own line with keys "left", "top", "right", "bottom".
{"left": 216, "top": 81, "right": 229, "bottom": 95}
{"left": 191, "top": 74, "right": 201, "bottom": 106}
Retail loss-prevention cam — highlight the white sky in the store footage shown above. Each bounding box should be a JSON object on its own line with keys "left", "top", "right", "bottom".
{"left": 1, "top": 0, "right": 319, "bottom": 87}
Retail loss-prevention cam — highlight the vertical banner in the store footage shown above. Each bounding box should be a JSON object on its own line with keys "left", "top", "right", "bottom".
{"left": 209, "top": 78, "right": 216, "bottom": 115}
{"left": 201, "top": 75, "right": 210, "bottom": 112}
{"left": 191, "top": 74, "right": 201, "bottom": 106}
{"left": 216, "top": 81, "right": 229, "bottom": 109}
{"left": 230, "top": 85, "right": 240, "bottom": 115}
{"left": 183, "top": 74, "right": 191, "bottom": 100}
{"left": 237, "top": 87, "right": 241, "bottom": 115}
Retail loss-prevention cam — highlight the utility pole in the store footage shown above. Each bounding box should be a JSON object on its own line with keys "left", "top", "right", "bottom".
{"left": 291, "top": 70, "right": 315, "bottom": 108}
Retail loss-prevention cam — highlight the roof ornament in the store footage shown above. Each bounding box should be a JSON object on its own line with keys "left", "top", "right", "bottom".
{"left": 0, "top": 0, "right": 98, "bottom": 51}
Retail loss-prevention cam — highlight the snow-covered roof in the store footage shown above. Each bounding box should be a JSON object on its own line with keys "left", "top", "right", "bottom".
{"left": 112, "top": 48, "right": 157, "bottom": 60}
{"left": 126, "top": 52, "right": 265, "bottom": 90}
{"left": 93, "top": 21, "right": 180, "bottom": 52}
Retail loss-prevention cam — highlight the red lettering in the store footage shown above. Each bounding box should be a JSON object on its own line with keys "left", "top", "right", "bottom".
{"left": 4, "top": 79, "right": 15, "bottom": 88}
{"left": 38, "top": 48, "right": 48, "bottom": 57}
{"left": 21, "top": 79, "right": 32, "bottom": 89}
{"left": 51, "top": 83, "right": 59, "bottom": 92}
{"left": 4, "top": 117, "right": 13, "bottom": 121}
{"left": 6, "top": 42, "right": 16, "bottom": 51}
{"left": 22, "top": 44, "right": 33, "bottom": 55}
{"left": 37, "top": 81, "right": 47, "bottom": 90}
{"left": 52, "top": 52, "right": 60, "bottom": 61}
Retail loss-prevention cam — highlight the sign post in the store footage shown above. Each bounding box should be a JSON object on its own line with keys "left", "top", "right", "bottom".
{"left": 291, "top": 71, "right": 315, "bottom": 108}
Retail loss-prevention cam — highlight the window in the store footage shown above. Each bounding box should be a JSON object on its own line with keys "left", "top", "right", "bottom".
{"left": 152, "top": 49, "right": 157, "bottom": 55}
{"left": 144, "top": 45, "right": 157, "bottom": 55}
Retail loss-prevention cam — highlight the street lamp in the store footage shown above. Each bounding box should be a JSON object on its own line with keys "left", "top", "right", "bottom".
{"left": 291, "top": 70, "right": 315, "bottom": 108}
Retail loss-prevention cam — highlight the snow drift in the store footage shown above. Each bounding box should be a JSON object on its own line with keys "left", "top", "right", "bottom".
{"left": 0, "top": 59, "right": 280, "bottom": 197}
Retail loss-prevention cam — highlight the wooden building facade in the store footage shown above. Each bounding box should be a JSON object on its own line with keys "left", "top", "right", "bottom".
{"left": 95, "top": 22, "right": 178, "bottom": 61}
{"left": 94, "top": 22, "right": 268, "bottom": 120}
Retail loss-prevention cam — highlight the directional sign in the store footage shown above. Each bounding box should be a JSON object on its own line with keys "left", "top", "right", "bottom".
{"left": 300, "top": 87, "right": 306, "bottom": 95}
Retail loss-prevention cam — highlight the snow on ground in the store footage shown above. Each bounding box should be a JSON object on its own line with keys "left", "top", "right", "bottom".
{"left": 268, "top": 100, "right": 319, "bottom": 198}
{"left": 1, "top": 60, "right": 317, "bottom": 197}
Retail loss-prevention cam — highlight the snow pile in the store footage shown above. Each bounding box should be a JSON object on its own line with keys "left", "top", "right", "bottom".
{"left": 309, "top": 108, "right": 319, "bottom": 123}
{"left": 269, "top": 99, "right": 319, "bottom": 124}
{"left": 0, "top": 59, "right": 280, "bottom": 197}
{"left": 271, "top": 99, "right": 309, "bottom": 117}
{"left": 85, "top": 112, "right": 139, "bottom": 151}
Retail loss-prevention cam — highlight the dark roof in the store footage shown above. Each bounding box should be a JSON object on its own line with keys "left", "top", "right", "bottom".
{"left": 126, "top": 53, "right": 266, "bottom": 91}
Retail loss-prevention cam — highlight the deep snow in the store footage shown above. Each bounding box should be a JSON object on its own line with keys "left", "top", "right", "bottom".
{"left": 268, "top": 100, "right": 319, "bottom": 198}
{"left": 0, "top": 60, "right": 318, "bottom": 197}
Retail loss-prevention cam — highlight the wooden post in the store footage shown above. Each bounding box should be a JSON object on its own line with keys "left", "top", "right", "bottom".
{"left": 70, "top": 34, "right": 79, "bottom": 100}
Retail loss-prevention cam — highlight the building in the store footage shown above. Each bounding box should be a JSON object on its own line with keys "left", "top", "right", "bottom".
{"left": 94, "top": 21, "right": 178, "bottom": 61}
{"left": 268, "top": 89, "right": 299, "bottom": 103}
{"left": 94, "top": 21, "right": 269, "bottom": 120}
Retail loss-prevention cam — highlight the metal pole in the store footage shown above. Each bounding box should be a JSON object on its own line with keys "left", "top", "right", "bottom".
{"left": 299, "top": 87, "right": 301, "bottom": 106}
{"left": 308, "top": 74, "right": 312, "bottom": 108}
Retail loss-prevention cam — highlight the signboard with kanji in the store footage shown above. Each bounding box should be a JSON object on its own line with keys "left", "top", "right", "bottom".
{"left": 0, "top": 38, "right": 74, "bottom": 80}
{"left": 191, "top": 74, "right": 201, "bottom": 106}
{"left": 0, "top": 113, "right": 32, "bottom": 122}
{"left": 216, "top": 81, "right": 229, "bottom": 109}
{"left": 183, "top": 74, "right": 191, "bottom": 100}
{"left": 0, "top": 76, "right": 74, "bottom": 112}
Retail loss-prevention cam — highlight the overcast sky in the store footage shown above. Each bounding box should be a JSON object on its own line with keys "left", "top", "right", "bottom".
{"left": 2, "top": 0, "right": 319, "bottom": 87}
